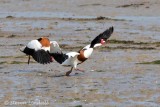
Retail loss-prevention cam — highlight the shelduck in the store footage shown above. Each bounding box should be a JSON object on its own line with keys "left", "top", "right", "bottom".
{"left": 49, "top": 26, "right": 114, "bottom": 76}
{"left": 20, "top": 37, "right": 54, "bottom": 64}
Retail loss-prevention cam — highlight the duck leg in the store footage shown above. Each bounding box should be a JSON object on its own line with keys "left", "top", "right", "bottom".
{"left": 28, "top": 55, "right": 30, "bottom": 65}
{"left": 75, "top": 68, "right": 85, "bottom": 72}
{"left": 66, "top": 67, "right": 73, "bottom": 76}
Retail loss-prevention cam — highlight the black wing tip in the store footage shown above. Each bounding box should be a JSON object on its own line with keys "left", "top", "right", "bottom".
{"left": 101, "top": 26, "right": 114, "bottom": 39}
{"left": 109, "top": 26, "right": 114, "bottom": 33}
{"left": 38, "top": 58, "right": 52, "bottom": 64}
{"left": 104, "top": 26, "right": 114, "bottom": 34}
{"left": 90, "top": 26, "right": 114, "bottom": 48}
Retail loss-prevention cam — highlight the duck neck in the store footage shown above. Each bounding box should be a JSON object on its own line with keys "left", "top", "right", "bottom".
{"left": 90, "top": 40, "right": 96, "bottom": 48}
{"left": 90, "top": 44, "right": 94, "bottom": 48}
{"left": 83, "top": 48, "right": 93, "bottom": 58}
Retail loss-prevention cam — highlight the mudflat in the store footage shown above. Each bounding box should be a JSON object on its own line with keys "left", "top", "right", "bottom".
{"left": 0, "top": 0, "right": 160, "bottom": 107}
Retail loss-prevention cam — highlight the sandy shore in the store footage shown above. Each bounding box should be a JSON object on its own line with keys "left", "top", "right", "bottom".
{"left": 0, "top": 0, "right": 160, "bottom": 107}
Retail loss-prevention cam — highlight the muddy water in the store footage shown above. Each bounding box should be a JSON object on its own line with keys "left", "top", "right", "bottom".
{"left": 0, "top": 0, "right": 160, "bottom": 107}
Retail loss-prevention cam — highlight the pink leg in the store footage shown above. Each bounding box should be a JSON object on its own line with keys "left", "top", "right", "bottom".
{"left": 66, "top": 67, "right": 73, "bottom": 76}
{"left": 107, "top": 40, "right": 110, "bottom": 44}
{"left": 50, "top": 56, "right": 54, "bottom": 62}
{"left": 75, "top": 68, "right": 85, "bottom": 72}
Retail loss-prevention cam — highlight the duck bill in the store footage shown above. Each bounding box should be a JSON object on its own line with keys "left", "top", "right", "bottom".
{"left": 100, "top": 39, "right": 106, "bottom": 45}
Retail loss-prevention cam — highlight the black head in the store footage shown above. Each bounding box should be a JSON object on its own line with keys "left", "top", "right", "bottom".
{"left": 90, "top": 26, "right": 114, "bottom": 48}
{"left": 37, "top": 37, "right": 42, "bottom": 41}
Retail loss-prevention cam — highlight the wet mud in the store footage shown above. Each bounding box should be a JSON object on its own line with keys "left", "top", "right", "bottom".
{"left": 0, "top": 0, "right": 160, "bottom": 107}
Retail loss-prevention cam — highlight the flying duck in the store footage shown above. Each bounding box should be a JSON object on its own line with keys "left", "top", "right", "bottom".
{"left": 20, "top": 37, "right": 54, "bottom": 64}
{"left": 49, "top": 26, "right": 114, "bottom": 76}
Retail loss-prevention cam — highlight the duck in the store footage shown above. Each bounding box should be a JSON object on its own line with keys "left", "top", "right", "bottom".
{"left": 49, "top": 26, "right": 114, "bottom": 76}
{"left": 20, "top": 37, "right": 55, "bottom": 64}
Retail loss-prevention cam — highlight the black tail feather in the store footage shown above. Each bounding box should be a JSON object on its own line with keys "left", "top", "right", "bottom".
{"left": 22, "top": 47, "right": 35, "bottom": 55}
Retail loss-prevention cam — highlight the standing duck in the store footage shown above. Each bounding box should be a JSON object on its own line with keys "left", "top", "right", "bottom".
{"left": 49, "top": 26, "right": 114, "bottom": 76}
{"left": 20, "top": 37, "right": 54, "bottom": 64}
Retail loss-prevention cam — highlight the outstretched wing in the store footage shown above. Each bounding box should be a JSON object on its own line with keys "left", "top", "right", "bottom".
{"left": 49, "top": 52, "right": 68, "bottom": 64}
{"left": 32, "top": 50, "right": 52, "bottom": 64}
{"left": 33, "top": 40, "right": 63, "bottom": 64}
{"left": 49, "top": 41, "right": 69, "bottom": 64}
{"left": 49, "top": 41, "right": 80, "bottom": 65}
{"left": 90, "top": 26, "right": 114, "bottom": 47}
{"left": 78, "top": 27, "right": 114, "bottom": 51}
{"left": 50, "top": 41, "right": 62, "bottom": 53}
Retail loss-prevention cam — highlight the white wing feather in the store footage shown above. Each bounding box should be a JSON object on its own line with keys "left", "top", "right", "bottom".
{"left": 27, "top": 40, "right": 42, "bottom": 51}
{"left": 50, "top": 41, "right": 62, "bottom": 53}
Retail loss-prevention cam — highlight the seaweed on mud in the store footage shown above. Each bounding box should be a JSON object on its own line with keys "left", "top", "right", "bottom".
{"left": 101, "top": 46, "right": 155, "bottom": 50}
{"left": 6, "top": 16, "right": 15, "bottom": 19}
{"left": 81, "top": 39, "right": 160, "bottom": 46}
{"left": 0, "top": 44, "right": 24, "bottom": 46}
{"left": 74, "top": 98, "right": 81, "bottom": 101}
{"left": 26, "top": 88, "right": 35, "bottom": 91}
{"left": 132, "top": 76, "right": 143, "bottom": 80}
{"left": 137, "top": 60, "right": 160, "bottom": 64}
{"left": 0, "top": 61, "right": 6, "bottom": 64}
{"left": 0, "top": 61, "right": 35, "bottom": 65}
{"left": 75, "top": 28, "right": 92, "bottom": 31}
{"left": 0, "top": 56, "right": 10, "bottom": 58}
{"left": 10, "top": 44, "right": 24, "bottom": 46}
{"left": 14, "top": 55, "right": 26, "bottom": 58}
{"left": 74, "top": 105, "right": 82, "bottom": 107}
{"left": 61, "top": 45, "right": 83, "bottom": 50}
{"left": 11, "top": 61, "right": 25, "bottom": 64}
{"left": 116, "top": 3, "right": 146, "bottom": 8}
{"left": 109, "top": 39, "right": 149, "bottom": 45}
{"left": 79, "top": 3, "right": 102, "bottom": 7}
{"left": 89, "top": 89, "right": 98, "bottom": 92}
{"left": 7, "top": 34, "right": 16, "bottom": 38}
{"left": 0, "top": 55, "right": 25, "bottom": 58}
{"left": 95, "top": 70, "right": 106, "bottom": 72}
{"left": 61, "top": 16, "right": 127, "bottom": 21}
{"left": 109, "top": 39, "right": 160, "bottom": 48}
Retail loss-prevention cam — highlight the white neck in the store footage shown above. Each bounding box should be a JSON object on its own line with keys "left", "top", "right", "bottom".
{"left": 84, "top": 48, "right": 93, "bottom": 58}
{"left": 94, "top": 43, "right": 102, "bottom": 48}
